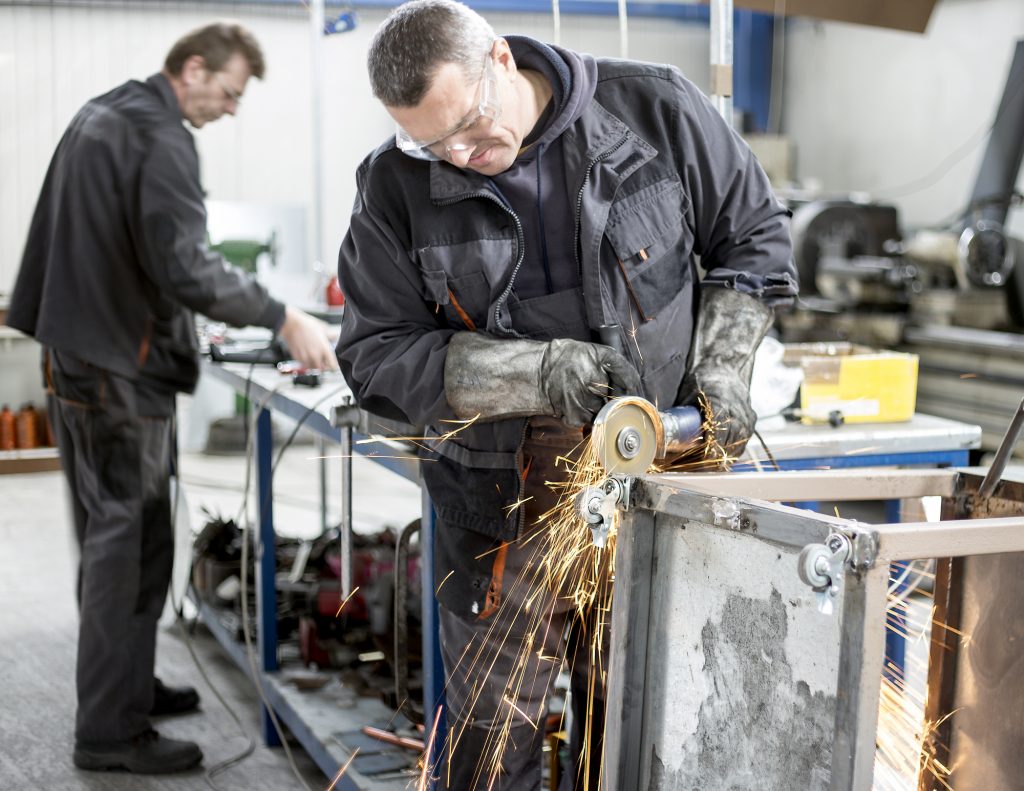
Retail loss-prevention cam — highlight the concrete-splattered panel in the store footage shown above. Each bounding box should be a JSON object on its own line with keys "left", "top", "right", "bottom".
{"left": 637, "top": 513, "right": 839, "bottom": 790}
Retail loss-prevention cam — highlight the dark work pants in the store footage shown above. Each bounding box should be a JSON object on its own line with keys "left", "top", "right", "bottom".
{"left": 46, "top": 350, "right": 175, "bottom": 745}
{"left": 438, "top": 422, "right": 607, "bottom": 791}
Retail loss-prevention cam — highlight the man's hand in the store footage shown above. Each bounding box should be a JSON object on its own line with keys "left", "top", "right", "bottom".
{"left": 540, "top": 339, "right": 642, "bottom": 427}
{"left": 278, "top": 306, "right": 339, "bottom": 371}
{"left": 677, "top": 369, "right": 756, "bottom": 455}
{"left": 444, "top": 333, "right": 641, "bottom": 427}
{"left": 676, "top": 288, "right": 773, "bottom": 458}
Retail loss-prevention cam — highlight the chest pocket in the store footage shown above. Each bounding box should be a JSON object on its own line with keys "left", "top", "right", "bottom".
{"left": 415, "top": 238, "right": 514, "bottom": 332}
{"left": 605, "top": 177, "right": 693, "bottom": 321}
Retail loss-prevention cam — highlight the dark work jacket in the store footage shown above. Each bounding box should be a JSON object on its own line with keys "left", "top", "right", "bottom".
{"left": 337, "top": 49, "right": 798, "bottom": 577}
{"left": 8, "top": 74, "right": 284, "bottom": 394}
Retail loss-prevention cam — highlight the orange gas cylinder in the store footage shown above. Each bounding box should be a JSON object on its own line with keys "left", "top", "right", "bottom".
{"left": 16, "top": 404, "right": 39, "bottom": 449}
{"left": 0, "top": 405, "right": 15, "bottom": 451}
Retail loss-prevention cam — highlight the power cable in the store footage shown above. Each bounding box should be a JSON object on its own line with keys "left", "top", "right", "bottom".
{"left": 166, "top": 418, "right": 257, "bottom": 791}
{"left": 752, "top": 427, "right": 781, "bottom": 471}
{"left": 173, "top": 365, "right": 339, "bottom": 791}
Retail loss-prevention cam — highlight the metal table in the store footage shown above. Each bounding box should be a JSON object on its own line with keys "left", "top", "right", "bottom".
{"left": 741, "top": 412, "right": 981, "bottom": 472}
{"left": 196, "top": 361, "right": 443, "bottom": 790}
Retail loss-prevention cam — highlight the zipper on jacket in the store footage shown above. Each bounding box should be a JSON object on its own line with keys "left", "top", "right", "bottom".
{"left": 573, "top": 132, "right": 631, "bottom": 280}
{"left": 435, "top": 190, "right": 527, "bottom": 338}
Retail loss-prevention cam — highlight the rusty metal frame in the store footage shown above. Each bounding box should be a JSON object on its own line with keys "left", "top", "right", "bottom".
{"left": 605, "top": 467, "right": 1024, "bottom": 791}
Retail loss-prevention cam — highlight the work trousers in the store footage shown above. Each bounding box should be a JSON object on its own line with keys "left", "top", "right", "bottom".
{"left": 46, "top": 350, "right": 175, "bottom": 744}
{"left": 438, "top": 421, "right": 607, "bottom": 791}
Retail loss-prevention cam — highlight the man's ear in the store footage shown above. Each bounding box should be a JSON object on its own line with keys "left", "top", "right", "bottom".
{"left": 180, "top": 54, "right": 207, "bottom": 86}
{"left": 493, "top": 38, "right": 516, "bottom": 80}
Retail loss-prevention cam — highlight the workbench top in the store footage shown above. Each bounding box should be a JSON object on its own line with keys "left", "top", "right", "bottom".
{"left": 746, "top": 412, "right": 981, "bottom": 466}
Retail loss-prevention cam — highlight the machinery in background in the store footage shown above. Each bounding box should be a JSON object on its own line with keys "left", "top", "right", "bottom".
{"left": 190, "top": 515, "right": 424, "bottom": 714}
{"left": 781, "top": 39, "right": 1024, "bottom": 455}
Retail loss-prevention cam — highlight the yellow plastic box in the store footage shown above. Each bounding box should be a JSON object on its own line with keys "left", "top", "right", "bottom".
{"left": 784, "top": 343, "right": 919, "bottom": 424}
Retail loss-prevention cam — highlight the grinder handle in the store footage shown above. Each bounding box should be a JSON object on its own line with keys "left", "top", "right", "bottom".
{"left": 658, "top": 405, "right": 704, "bottom": 457}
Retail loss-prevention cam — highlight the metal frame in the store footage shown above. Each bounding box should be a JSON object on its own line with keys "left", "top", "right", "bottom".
{"left": 606, "top": 467, "right": 1024, "bottom": 791}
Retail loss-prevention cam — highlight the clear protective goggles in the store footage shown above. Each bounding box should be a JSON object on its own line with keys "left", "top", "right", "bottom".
{"left": 395, "top": 50, "right": 501, "bottom": 162}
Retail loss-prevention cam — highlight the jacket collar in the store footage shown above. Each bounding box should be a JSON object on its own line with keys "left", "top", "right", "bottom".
{"left": 146, "top": 73, "right": 185, "bottom": 122}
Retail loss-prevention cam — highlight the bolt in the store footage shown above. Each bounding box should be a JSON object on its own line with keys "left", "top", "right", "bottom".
{"left": 617, "top": 428, "right": 642, "bottom": 459}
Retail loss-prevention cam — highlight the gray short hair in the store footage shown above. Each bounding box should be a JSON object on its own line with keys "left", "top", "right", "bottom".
{"left": 368, "top": 0, "right": 495, "bottom": 107}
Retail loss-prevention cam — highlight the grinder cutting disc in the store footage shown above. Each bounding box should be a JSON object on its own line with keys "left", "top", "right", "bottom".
{"left": 592, "top": 396, "right": 664, "bottom": 475}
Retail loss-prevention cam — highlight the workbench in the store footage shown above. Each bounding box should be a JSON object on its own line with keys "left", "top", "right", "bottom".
{"left": 194, "top": 361, "right": 443, "bottom": 791}
{"left": 741, "top": 412, "right": 980, "bottom": 472}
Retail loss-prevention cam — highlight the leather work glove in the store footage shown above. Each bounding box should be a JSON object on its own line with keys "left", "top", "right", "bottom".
{"left": 445, "top": 333, "right": 642, "bottom": 428}
{"left": 676, "top": 287, "right": 773, "bottom": 458}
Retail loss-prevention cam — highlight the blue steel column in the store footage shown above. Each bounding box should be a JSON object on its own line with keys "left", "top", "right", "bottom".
{"left": 256, "top": 408, "right": 281, "bottom": 745}
{"left": 733, "top": 10, "right": 774, "bottom": 133}
{"left": 420, "top": 488, "right": 445, "bottom": 788}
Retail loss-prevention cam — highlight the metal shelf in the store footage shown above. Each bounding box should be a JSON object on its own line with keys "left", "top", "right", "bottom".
{"left": 193, "top": 595, "right": 420, "bottom": 790}
{"left": 0, "top": 446, "right": 61, "bottom": 474}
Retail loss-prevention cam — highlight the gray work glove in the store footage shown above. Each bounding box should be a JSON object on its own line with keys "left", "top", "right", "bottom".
{"left": 676, "top": 287, "right": 773, "bottom": 457}
{"left": 445, "top": 333, "right": 642, "bottom": 428}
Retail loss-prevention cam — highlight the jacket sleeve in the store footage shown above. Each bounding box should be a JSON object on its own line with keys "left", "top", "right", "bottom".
{"left": 671, "top": 71, "right": 798, "bottom": 306}
{"left": 136, "top": 129, "right": 285, "bottom": 331}
{"left": 336, "top": 162, "right": 458, "bottom": 427}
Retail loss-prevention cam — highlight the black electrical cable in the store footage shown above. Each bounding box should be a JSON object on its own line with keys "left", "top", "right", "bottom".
{"left": 165, "top": 417, "right": 258, "bottom": 791}
{"left": 271, "top": 384, "right": 347, "bottom": 478}
{"left": 175, "top": 374, "right": 318, "bottom": 791}
{"left": 752, "top": 427, "right": 782, "bottom": 471}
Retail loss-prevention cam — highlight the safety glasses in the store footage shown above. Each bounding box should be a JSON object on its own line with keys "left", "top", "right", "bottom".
{"left": 395, "top": 50, "right": 501, "bottom": 162}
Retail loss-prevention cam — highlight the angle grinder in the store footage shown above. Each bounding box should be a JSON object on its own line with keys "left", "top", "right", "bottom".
{"left": 591, "top": 396, "right": 704, "bottom": 475}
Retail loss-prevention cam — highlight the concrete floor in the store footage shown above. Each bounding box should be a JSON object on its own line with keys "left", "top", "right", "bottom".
{"left": 0, "top": 435, "right": 421, "bottom": 791}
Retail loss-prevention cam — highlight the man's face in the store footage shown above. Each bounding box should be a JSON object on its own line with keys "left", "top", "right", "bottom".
{"left": 388, "top": 42, "right": 524, "bottom": 176}
{"left": 180, "top": 52, "right": 251, "bottom": 128}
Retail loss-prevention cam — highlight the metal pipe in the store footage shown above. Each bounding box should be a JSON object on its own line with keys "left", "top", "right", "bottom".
{"left": 967, "top": 40, "right": 1024, "bottom": 229}
{"left": 339, "top": 423, "right": 353, "bottom": 599}
{"left": 617, "top": 0, "right": 629, "bottom": 58}
{"left": 394, "top": 519, "right": 423, "bottom": 725}
{"left": 878, "top": 516, "right": 1024, "bottom": 562}
{"left": 317, "top": 436, "right": 328, "bottom": 533}
{"left": 977, "top": 396, "right": 1024, "bottom": 501}
{"left": 829, "top": 562, "right": 889, "bottom": 790}
{"left": 360, "top": 726, "right": 424, "bottom": 752}
{"left": 651, "top": 468, "right": 958, "bottom": 502}
{"left": 310, "top": 0, "right": 326, "bottom": 268}
{"left": 3, "top": 0, "right": 716, "bottom": 21}
{"left": 709, "top": 0, "right": 733, "bottom": 125}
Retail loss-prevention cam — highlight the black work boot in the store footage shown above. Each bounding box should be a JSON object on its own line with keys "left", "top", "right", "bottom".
{"left": 151, "top": 677, "right": 200, "bottom": 716}
{"left": 73, "top": 728, "right": 203, "bottom": 773}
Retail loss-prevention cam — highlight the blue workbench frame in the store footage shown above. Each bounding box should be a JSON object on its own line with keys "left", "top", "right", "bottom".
{"left": 198, "top": 364, "right": 445, "bottom": 788}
